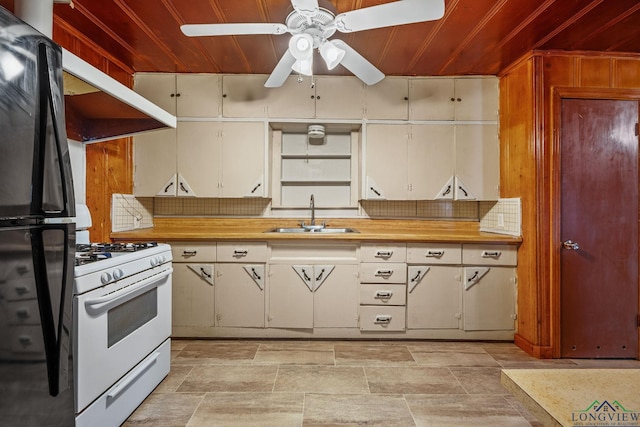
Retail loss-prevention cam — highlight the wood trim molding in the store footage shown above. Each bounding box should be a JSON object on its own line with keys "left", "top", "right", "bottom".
{"left": 514, "top": 333, "right": 554, "bottom": 359}
{"left": 550, "top": 86, "right": 640, "bottom": 358}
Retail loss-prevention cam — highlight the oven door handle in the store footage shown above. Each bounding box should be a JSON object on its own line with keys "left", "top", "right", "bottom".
{"left": 84, "top": 267, "right": 173, "bottom": 314}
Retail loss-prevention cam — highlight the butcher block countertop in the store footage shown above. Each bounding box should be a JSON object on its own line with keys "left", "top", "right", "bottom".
{"left": 111, "top": 218, "right": 521, "bottom": 244}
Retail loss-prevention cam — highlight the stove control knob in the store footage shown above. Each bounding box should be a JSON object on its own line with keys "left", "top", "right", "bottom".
{"left": 159, "top": 255, "right": 167, "bottom": 263}
{"left": 101, "top": 272, "right": 112, "bottom": 285}
{"left": 113, "top": 269, "right": 124, "bottom": 280}
{"left": 150, "top": 257, "right": 158, "bottom": 267}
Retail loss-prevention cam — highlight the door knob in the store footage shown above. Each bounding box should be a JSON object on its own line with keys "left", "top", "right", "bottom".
{"left": 563, "top": 240, "right": 580, "bottom": 250}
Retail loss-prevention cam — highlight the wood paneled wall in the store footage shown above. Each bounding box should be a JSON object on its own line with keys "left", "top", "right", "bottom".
{"left": 53, "top": 18, "right": 134, "bottom": 242}
{"left": 499, "top": 50, "right": 640, "bottom": 358}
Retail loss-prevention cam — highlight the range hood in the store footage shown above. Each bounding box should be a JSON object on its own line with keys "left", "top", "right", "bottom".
{"left": 14, "top": 0, "right": 176, "bottom": 143}
{"left": 62, "top": 48, "right": 176, "bottom": 143}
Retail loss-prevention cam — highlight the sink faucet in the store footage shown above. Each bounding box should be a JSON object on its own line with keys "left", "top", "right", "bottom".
{"left": 310, "top": 194, "right": 315, "bottom": 226}
{"left": 301, "top": 194, "right": 324, "bottom": 229}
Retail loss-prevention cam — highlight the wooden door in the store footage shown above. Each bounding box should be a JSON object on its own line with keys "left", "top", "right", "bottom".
{"left": 560, "top": 98, "right": 639, "bottom": 358}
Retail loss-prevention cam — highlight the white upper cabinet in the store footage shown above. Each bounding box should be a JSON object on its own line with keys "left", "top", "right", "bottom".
{"left": 134, "top": 73, "right": 222, "bottom": 117}
{"left": 364, "top": 77, "right": 409, "bottom": 120}
{"left": 313, "top": 76, "right": 365, "bottom": 120}
{"left": 134, "top": 121, "right": 265, "bottom": 198}
{"left": 222, "top": 74, "right": 270, "bottom": 118}
{"left": 364, "top": 124, "right": 454, "bottom": 200}
{"left": 220, "top": 122, "right": 266, "bottom": 197}
{"left": 409, "top": 77, "right": 498, "bottom": 121}
{"left": 221, "top": 75, "right": 364, "bottom": 119}
{"left": 434, "top": 124, "right": 499, "bottom": 201}
{"left": 133, "top": 128, "right": 177, "bottom": 197}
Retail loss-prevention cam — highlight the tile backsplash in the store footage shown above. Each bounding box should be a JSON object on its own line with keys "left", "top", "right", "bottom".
{"left": 111, "top": 196, "right": 520, "bottom": 233}
{"left": 479, "top": 198, "right": 521, "bottom": 236}
{"left": 111, "top": 194, "right": 154, "bottom": 232}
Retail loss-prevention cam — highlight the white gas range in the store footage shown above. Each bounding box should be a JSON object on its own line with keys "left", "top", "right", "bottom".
{"left": 73, "top": 241, "right": 173, "bottom": 427}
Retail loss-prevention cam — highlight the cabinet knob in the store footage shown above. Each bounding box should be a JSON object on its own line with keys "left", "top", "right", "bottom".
{"left": 316, "top": 95, "right": 321, "bottom": 100}
{"left": 222, "top": 94, "right": 227, "bottom": 98}
{"left": 404, "top": 97, "right": 408, "bottom": 101}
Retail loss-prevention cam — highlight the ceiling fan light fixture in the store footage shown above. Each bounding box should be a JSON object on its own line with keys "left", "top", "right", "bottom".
{"left": 292, "top": 57, "right": 313, "bottom": 76}
{"left": 319, "top": 40, "right": 345, "bottom": 70}
{"left": 289, "top": 33, "right": 314, "bottom": 60}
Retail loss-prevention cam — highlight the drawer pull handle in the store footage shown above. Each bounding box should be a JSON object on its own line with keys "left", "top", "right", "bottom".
{"left": 182, "top": 250, "right": 197, "bottom": 256}
{"left": 375, "top": 315, "right": 392, "bottom": 324}
{"left": 375, "top": 250, "right": 393, "bottom": 259}
{"left": 426, "top": 250, "right": 444, "bottom": 258}
{"left": 375, "top": 270, "right": 393, "bottom": 278}
{"left": 375, "top": 291, "right": 393, "bottom": 299}
{"left": 482, "top": 251, "right": 501, "bottom": 258}
{"left": 251, "top": 268, "right": 262, "bottom": 281}
{"left": 233, "top": 250, "right": 248, "bottom": 257}
{"left": 315, "top": 268, "right": 326, "bottom": 282}
{"left": 16, "top": 308, "right": 30, "bottom": 318}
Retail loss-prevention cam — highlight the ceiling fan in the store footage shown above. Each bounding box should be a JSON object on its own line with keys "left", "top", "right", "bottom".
{"left": 181, "top": 0, "right": 445, "bottom": 88}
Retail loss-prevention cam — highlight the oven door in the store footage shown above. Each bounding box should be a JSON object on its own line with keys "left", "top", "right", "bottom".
{"left": 74, "top": 264, "right": 172, "bottom": 413}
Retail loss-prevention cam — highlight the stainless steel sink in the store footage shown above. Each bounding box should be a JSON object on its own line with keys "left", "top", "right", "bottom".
{"left": 265, "top": 227, "right": 359, "bottom": 234}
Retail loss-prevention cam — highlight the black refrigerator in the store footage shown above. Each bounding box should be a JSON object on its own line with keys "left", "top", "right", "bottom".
{"left": 0, "top": 6, "right": 76, "bottom": 426}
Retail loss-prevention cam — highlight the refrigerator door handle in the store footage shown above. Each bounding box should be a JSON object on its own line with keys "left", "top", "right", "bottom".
{"left": 30, "top": 224, "right": 74, "bottom": 396}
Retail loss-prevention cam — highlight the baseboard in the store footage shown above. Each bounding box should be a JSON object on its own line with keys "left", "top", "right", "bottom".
{"left": 514, "top": 334, "right": 554, "bottom": 359}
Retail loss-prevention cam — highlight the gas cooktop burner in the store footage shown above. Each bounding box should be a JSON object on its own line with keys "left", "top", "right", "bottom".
{"left": 75, "top": 242, "right": 159, "bottom": 266}
{"left": 76, "top": 242, "right": 158, "bottom": 254}
{"left": 75, "top": 252, "right": 112, "bottom": 266}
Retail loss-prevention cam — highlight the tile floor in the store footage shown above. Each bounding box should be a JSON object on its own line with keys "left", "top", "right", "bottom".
{"left": 124, "top": 340, "right": 640, "bottom": 427}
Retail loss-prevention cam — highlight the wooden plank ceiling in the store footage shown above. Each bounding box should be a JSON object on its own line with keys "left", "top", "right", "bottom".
{"left": 4, "top": 0, "right": 640, "bottom": 77}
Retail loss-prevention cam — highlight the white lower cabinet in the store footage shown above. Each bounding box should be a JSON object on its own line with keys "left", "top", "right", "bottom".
{"left": 407, "top": 265, "right": 461, "bottom": 329}
{"left": 170, "top": 243, "right": 216, "bottom": 336}
{"left": 268, "top": 264, "right": 359, "bottom": 329}
{"left": 215, "top": 263, "right": 265, "bottom": 328}
{"left": 215, "top": 242, "right": 267, "bottom": 328}
{"left": 407, "top": 244, "right": 462, "bottom": 330}
{"left": 462, "top": 266, "right": 516, "bottom": 331}
{"left": 462, "top": 244, "right": 517, "bottom": 331}
{"left": 171, "top": 262, "right": 215, "bottom": 333}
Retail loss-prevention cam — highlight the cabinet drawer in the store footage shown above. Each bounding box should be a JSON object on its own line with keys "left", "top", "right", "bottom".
{"left": 360, "top": 244, "right": 406, "bottom": 263}
{"left": 359, "top": 306, "right": 406, "bottom": 331}
{"left": 170, "top": 243, "right": 216, "bottom": 262}
{"left": 360, "top": 284, "right": 406, "bottom": 306}
{"left": 462, "top": 244, "right": 517, "bottom": 266}
{"left": 216, "top": 242, "right": 268, "bottom": 262}
{"left": 360, "top": 263, "right": 407, "bottom": 284}
{"left": 407, "top": 244, "right": 461, "bottom": 265}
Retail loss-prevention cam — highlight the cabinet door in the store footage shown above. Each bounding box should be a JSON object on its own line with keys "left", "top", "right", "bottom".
{"left": 463, "top": 267, "right": 516, "bottom": 331}
{"left": 172, "top": 263, "right": 215, "bottom": 333}
{"left": 407, "top": 266, "right": 461, "bottom": 329}
{"left": 133, "top": 128, "right": 177, "bottom": 196}
{"left": 222, "top": 75, "right": 268, "bottom": 118}
{"left": 176, "top": 74, "right": 222, "bottom": 118}
{"left": 268, "top": 264, "right": 313, "bottom": 328}
{"left": 215, "top": 263, "right": 265, "bottom": 328}
{"left": 365, "top": 77, "right": 409, "bottom": 120}
{"left": 409, "top": 78, "right": 455, "bottom": 120}
{"left": 134, "top": 73, "right": 176, "bottom": 115}
{"left": 453, "top": 78, "right": 498, "bottom": 121}
{"left": 455, "top": 124, "right": 499, "bottom": 200}
{"left": 177, "top": 121, "right": 222, "bottom": 197}
{"left": 409, "top": 125, "right": 454, "bottom": 200}
{"left": 364, "top": 124, "right": 408, "bottom": 200}
{"left": 314, "top": 264, "right": 358, "bottom": 328}
{"left": 220, "top": 122, "right": 266, "bottom": 197}
{"left": 266, "top": 76, "right": 316, "bottom": 119}
{"left": 314, "top": 76, "right": 364, "bottom": 119}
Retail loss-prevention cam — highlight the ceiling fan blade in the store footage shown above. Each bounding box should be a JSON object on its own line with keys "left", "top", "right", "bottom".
{"left": 331, "top": 40, "right": 384, "bottom": 86}
{"left": 291, "top": 0, "right": 319, "bottom": 17}
{"left": 264, "top": 49, "right": 296, "bottom": 88}
{"left": 334, "top": 0, "right": 445, "bottom": 33}
{"left": 181, "top": 23, "right": 288, "bottom": 37}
